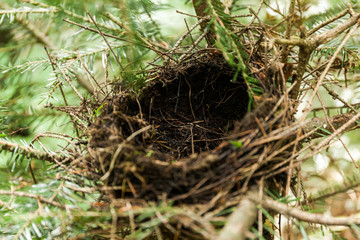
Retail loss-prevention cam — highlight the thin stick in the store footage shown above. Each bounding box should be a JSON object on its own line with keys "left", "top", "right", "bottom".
{"left": 87, "top": 12, "right": 124, "bottom": 70}
{"left": 301, "top": 22, "right": 360, "bottom": 120}
{"left": 0, "top": 190, "right": 66, "bottom": 209}
{"left": 76, "top": 49, "right": 106, "bottom": 95}
{"left": 316, "top": 92, "right": 357, "bottom": 167}
{"left": 249, "top": 194, "right": 360, "bottom": 226}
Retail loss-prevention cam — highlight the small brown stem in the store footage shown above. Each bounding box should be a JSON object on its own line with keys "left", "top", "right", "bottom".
{"left": 192, "top": 0, "right": 216, "bottom": 45}
{"left": 280, "top": 0, "right": 296, "bottom": 63}
{"left": 249, "top": 194, "right": 360, "bottom": 226}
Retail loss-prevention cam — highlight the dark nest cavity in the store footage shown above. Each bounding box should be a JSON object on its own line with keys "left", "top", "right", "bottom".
{"left": 141, "top": 52, "right": 249, "bottom": 159}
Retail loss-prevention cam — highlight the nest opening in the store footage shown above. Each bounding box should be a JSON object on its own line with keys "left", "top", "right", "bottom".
{"left": 141, "top": 54, "right": 249, "bottom": 159}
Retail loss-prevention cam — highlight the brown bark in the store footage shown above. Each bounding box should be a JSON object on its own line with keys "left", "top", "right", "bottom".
{"left": 192, "top": 0, "right": 216, "bottom": 45}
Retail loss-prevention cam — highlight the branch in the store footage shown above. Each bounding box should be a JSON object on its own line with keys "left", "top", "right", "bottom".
{"left": 221, "top": 0, "right": 234, "bottom": 14}
{"left": 249, "top": 194, "right": 360, "bottom": 226}
{"left": 192, "top": 0, "right": 210, "bottom": 31}
{"left": 280, "top": 0, "right": 296, "bottom": 63}
{"left": 0, "top": 139, "right": 66, "bottom": 163}
{"left": 0, "top": 2, "right": 57, "bottom": 50}
{"left": 305, "top": 177, "right": 360, "bottom": 204}
{"left": 287, "top": 4, "right": 360, "bottom": 99}
{"left": 274, "top": 5, "right": 360, "bottom": 49}
{"left": 192, "top": 0, "right": 217, "bottom": 45}
{"left": 303, "top": 113, "right": 359, "bottom": 139}
{"left": 20, "top": 0, "right": 121, "bottom": 33}
{"left": 0, "top": 190, "right": 66, "bottom": 209}
{"left": 216, "top": 188, "right": 258, "bottom": 240}
{"left": 307, "top": 8, "right": 349, "bottom": 36}
{"left": 315, "top": 9, "right": 360, "bottom": 46}
{"left": 298, "top": 111, "right": 360, "bottom": 162}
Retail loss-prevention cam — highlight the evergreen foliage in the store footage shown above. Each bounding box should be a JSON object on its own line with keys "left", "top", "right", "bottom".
{"left": 1, "top": 0, "right": 360, "bottom": 239}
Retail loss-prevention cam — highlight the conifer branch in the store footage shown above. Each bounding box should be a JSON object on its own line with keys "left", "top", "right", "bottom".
{"left": 0, "top": 2, "right": 57, "bottom": 50}
{"left": 20, "top": 0, "right": 122, "bottom": 33}
{"left": 0, "top": 190, "right": 66, "bottom": 209}
{"left": 0, "top": 139, "right": 66, "bottom": 163}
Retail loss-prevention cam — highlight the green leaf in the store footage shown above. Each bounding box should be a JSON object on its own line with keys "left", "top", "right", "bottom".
{"left": 298, "top": 221, "right": 309, "bottom": 240}
{"left": 229, "top": 139, "right": 242, "bottom": 149}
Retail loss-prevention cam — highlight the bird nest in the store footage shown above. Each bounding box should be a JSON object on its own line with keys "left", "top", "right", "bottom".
{"left": 82, "top": 49, "right": 294, "bottom": 208}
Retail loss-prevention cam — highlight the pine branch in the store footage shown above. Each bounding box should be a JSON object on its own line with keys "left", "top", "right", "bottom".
{"left": 0, "top": 2, "right": 57, "bottom": 50}
{"left": 0, "top": 190, "right": 66, "bottom": 209}
{"left": 271, "top": 4, "right": 360, "bottom": 100}
{"left": 0, "top": 139, "right": 66, "bottom": 163}
{"left": 0, "top": 8, "right": 57, "bottom": 14}
{"left": 20, "top": 0, "right": 122, "bottom": 33}
{"left": 306, "top": 174, "right": 360, "bottom": 204}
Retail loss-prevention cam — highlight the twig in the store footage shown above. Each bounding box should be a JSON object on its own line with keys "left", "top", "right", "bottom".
{"left": 176, "top": 10, "right": 208, "bottom": 19}
{"left": 55, "top": 61, "right": 85, "bottom": 102}
{"left": 76, "top": 49, "right": 106, "bottom": 96}
{"left": 0, "top": 139, "right": 65, "bottom": 163}
{"left": 216, "top": 188, "right": 258, "bottom": 240}
{"left": 299, "top": 111, "right": 360, "bottom": 161}
{"left": 0, "top": 190, "right": 66, "bottom": 209}
{"left": 110, "top": 204, "right": 118, "bottom": 240}
{"left": 31, "top": 133, "right": 80, "bottom": 154}
{"left": 322, "top": 84, "right": 358, "bottom": 113}
{"left": 192, "top": 0, "right": 216, "bottom": 45}
{"left": 104, "top": 11, "right": 170, "bottom": 51}
{"left": 63, "top": 19, "right": 130, "bottom": 43}
{"left": 269, "top": 12, "right": 296, "bottom": 31}
{"left": 232, "top": 14, "right": 252, "bottom": 18}
{"left": 0, "top": 8, "right": 57, "bottom": 14}
{"left": 307, "top": 9, "right": 349, "bottom": 36}
{"left": 87, "top": 12, "right": 124, "bottom": 70}
{"left": 248, "top": 6, "right": 267, "bottom": 33}
{"left": 0, "top": 2, "right": 57, "bottom": 50}
{"left": 249, "top": 194, "right": 360, "bottom": 226}
{"left": 311, "top": 103, "right": 360, "bottom": 112}
{"left": 178, "top": 30, "right": 209, "bottom": 61}
{"left": 248, "top": 0, "right": 265, "bottom": 26}
{"left": 221, "top": 0, "right": 234, "bottom": 14}
{"left": 305, "top": 178, "right": 360, "bottom": 204}
{"left": 171, "top": 19, "right": 205, "bottom": 54}
{"left": 280, "top": 0, "right": 296, "bottom": 63}
{"left": 44, "top": 47, "right": 83, "bottom": 137}
{"left": 64, "top": 18, "right": 175, "bottom": 61}
{"left": 20, "top": 0, "right": 121, "bottom": 32}
{"left": 316, "top": 92, "right": 357, "bottom": 167}
{"left": 301, "top": 20, "right": 360, "bottom": 121}
{"left": 100, "top": 125, "right": 151, "bottom": 181}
